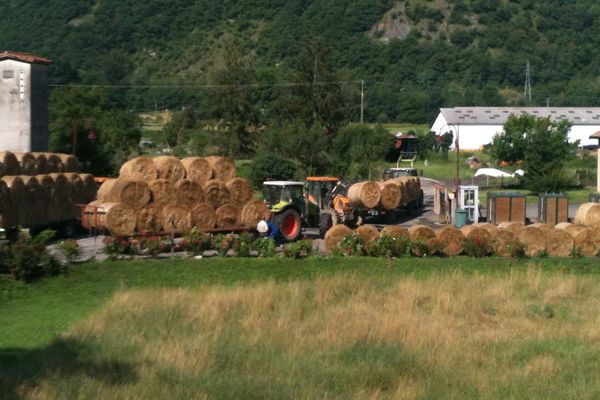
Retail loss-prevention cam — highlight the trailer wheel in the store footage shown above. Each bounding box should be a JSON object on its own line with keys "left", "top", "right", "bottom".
{"left": 319, "top": 212, "right": 333, "bottom": 238}
{"left": 273, "top": 208, "right": 302, "bottom": 242}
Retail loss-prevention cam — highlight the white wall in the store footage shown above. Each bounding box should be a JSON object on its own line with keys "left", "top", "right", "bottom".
{"left": 0, "top": 59, "right": 31, "bottom": 152}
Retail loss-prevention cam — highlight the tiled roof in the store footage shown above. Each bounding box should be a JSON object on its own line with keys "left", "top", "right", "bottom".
{"left": 440, "top": 107, "right": 600, "bottom": 126}
{"left": 590, "top": 131, "right": 600, "bottom": 139}
{"left": 0, "top": 51, "right": 51, "bottom": 65}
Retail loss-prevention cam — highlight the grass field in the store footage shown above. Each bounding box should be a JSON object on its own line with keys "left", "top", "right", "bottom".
{"left": 3, "top": 257, "right": 600, "bottom": 399}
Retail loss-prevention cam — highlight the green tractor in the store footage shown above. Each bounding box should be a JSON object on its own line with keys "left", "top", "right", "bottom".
{"left": 262, "top": 181, "right": 312, "bottom": 242}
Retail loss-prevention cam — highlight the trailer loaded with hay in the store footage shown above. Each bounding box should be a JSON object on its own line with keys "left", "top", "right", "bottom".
{"left": 83, "top": 156, "right": 270, "bottom": 243}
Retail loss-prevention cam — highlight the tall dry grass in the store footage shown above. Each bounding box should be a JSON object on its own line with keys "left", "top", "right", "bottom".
{"left": 14, "top": 267, "right": 600, "bottom": 399}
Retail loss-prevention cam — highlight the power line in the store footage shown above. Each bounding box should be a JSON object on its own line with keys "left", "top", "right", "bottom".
{"left": 48, "top": 80, "right": 363, "bottom": 89}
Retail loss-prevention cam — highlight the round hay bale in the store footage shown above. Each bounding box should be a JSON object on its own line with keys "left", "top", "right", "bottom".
{"left": 377, "top": 181, "right": 401, "bottom": 210}
{"left": 225, "top": 178, "right": 253, "bottom": 206}
{"left": 355, "top": 224, "right": 379, "bottom": 246}
{"left": 435, "top": 226, "right": 464, "bottom": 256}
{"left": 388, "top": 177, "right": 419, "bottom": 203}
{"left": 474, "top": 223, "right": 498, "bottom": 236}
{"left": 64, "top": 173, "right": 84, "bottom": 203}
{"left": 104, "top": 178, "right": 151, "bottom": 210}
{"left": 324, "top": 224, "right": 353, "bottom": 253}
{"left": 43, "top": 153, "right": 64, "bottom": 173}
{"left": 174, "top": 179, "right": 205, "bottom": 206}
{"left": 408, "top": 225, "right": 436, "bottom": 241}
{"left": 94, "top": 202, "right": 137, "bottom": 236}
{"left": 493, "top": 229, "right": 520, "bottom": 257}
{"left": 460, "top": 225, "right": 492, "bottom": 242}
{"left": 191, "top": 202, "right": 216, "bottom": 230}
{"left": 22, "top": 176, "right": 47, "bottom": 227}
{"left": 14, "top": 152, "right": 37, "bottom": 175}
{"left": 574, "top": 203, "right": 600, "bottom": 227}
{"left": 347, "top": 181, "right": 381, "bottom": 209}
{"left": 205, "top": 156, "right": 236, "bottom": 181}
{"left": 240, "top": 199, "right": 270, "bottom": 229}
{"left": 97, "top": 179, "right": 116, "bottom": 202}
{"left": 161, "top": 203, "right": 192, "bottom": 234}
{"left": 529, "top": 223, "right": 553, "bottom": 233}
{"left": 556, "top": 222, "right": 599, "bottom": 257}
{"left": 153, "top": 156, "right": 186, "bottom": 182}
{"left": 119, "top": 157, "right": 158, "bottom": 181}
{"left": 148, "top": 179, "right": 175, "bottom": 205}
{"left": 81, "top": 200, "right": 102, "bottom": 230}
{"left": 544, "top": 228, "right": 574, "bottom": 257}
{"left": 380, "top": 225, "right": 409, "bottom": 240}
{"left": 136, "top": 204, "right": 163, "bottom": 233}
{"left": 181, "top": 157, "right": 213, "bottom": 185}
{"left": 79, "top": 173, "right": 98, "bottom": 203}
{"left": 47, "top": 173, "right": 76, "bottom": 221}
{"left": 0, "top": 180, "right": 16, "bottom": 227}
{"left": 517, "top": 226, "right": 547, "bottom": 257}
{"left": 215, "top": 204, "right": 239, "bottom": 227}
{"left": 497, "top": 221, "right": 525, "bottom": 236}
{"left": 203, "top": 179, "right": 230, "bottom": 209}
{"left": 0, "top": 151, "right": 20, "bottom": 176}
{"left": 2, "top": 176, "right": 30, "bottom": 227}
{"left": 58, "top": 154, "right": 79, "bottom": 172}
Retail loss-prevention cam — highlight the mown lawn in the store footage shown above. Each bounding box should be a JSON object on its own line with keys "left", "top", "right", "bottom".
{"left": 2, "top": 257, "right": 600, "bottom": 399}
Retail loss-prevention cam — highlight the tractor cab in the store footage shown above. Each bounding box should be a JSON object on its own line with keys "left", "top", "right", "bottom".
{"left": 262, "top": 181, "right": 306, "bottom": 242}
{"left": 305, "top": 176, "right": 339, "bottom": 209}
{"left": 382, "top": 167, "right": 419, "bottom": 180}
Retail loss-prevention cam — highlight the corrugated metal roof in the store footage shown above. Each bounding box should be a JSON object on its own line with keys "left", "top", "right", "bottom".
{"left": 0, "top": 51, "right": 52, "bottom": 65}
{"left": 440, "top": 107, "right": 600, "bottom": 126}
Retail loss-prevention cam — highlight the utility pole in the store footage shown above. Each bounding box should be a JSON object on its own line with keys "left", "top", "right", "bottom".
{"left": 360, "top": 80, "right": 364, "bottom": 123}
{"left": 524, "top": 61, "right": 532, "bottom": 103}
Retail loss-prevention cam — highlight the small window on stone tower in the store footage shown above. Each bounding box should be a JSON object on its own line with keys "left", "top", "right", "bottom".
{"left": 2, "top": 70, "right": 15, "bottom": 79}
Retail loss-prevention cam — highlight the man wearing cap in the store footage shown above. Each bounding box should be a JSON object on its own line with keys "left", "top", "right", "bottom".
{"left": 257, "top": 215, "right": 283, "bottom": 245}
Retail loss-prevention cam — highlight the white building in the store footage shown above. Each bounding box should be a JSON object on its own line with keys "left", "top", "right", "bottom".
{"left": 431, "top": 107, "right": 600, "bottom": 150}
{"left": 0, "top": 51, "right": 51, "bottom": 152}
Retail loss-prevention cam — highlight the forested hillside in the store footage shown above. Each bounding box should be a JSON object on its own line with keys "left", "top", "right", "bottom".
{"left": 2, "top": 0, "right": 600, "bottom": 123}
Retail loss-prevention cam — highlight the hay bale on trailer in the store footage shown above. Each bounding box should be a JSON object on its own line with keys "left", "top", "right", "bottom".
{"left": 203, "top": 179, "right": 230, "bottom": 209}
{"left": 215, "top": 204, "right": 239, "bottom": 227}
{"left": 48, "top": 173, "right": 76, "bottom": 221}
{"left": 58, "top": 154, "right": 79, "bottom": 172}
{"left": 181, "top": 157, "right": 213, "bottom": 185}
{"left": 377, "top": 181, "right": 401, "bottom": 210}
{"left": 22, "top": 176, "right": 47, "bottom": 226}
{"left": 79, "top": 173, "right": 98, "bottom": 203}
{"left": 2, "top": 176, "right": 31, "bottom": 227}
{"left": 556, "top": 222, "right": 599, "bottom": 257}
{"left": 0, "top": 180, "right": 16, "bottom": 227}
{"left": 226, "top": 178, "right": 254, "bottom": 206}
{"left": 205, "top": 156, "right": 236, "bottom": 181}
{"left": 136, "top": 204, "right": 164, "bottom": 233}
{"left": 119, "top": 157, "right": 158, "bottom": 181}
{"left": 239, "top": 199, "right": 270, "bottom": 229}
{"left": 324, "top": 224, "right": 353, "bottom": 253}
{"left": 148, "top": 178, "right": 175, "bottom": 205}
{"left": 161, "top": 203, "right": 192, "bottom": 234}
{"left": 153, "top": 156, "right": 186, "bottom": 182}
{"left": 92, "top": 202, "right": 137, "bottom": 236}
{"left": 96, "top": 179, "right": 116, "bottom": 203}
{"left": 0, "top": 151, "right": 20, "bottom": 176}
{"left": 191, "top": 202, "right": 216, "bottom": 230}
{"left": 43, "top": 153, "right": 64, "bottom": 173}
{"left": 174, "top": 179, "right": 205, "bottom": 207}
{"left": 102, "top": 178, "right": 151, "bottom": 210}
{"left": 347, "top": 181, "right": 381, "bottom": 209}
{"left": 14, "top": 152, "right": 37, "bottom": 175}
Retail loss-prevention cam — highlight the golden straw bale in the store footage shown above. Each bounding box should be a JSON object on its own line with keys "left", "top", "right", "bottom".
{"left": 460, "top": 225, "right": 492, "bottom": 242}
{"left": 529, "top": 223, "right": 553, "bottom": 233}
{"left": 97, "top": 179, "right": 116, "bottom": 202}
{"left": 119, "top": 157, "right": 158, "bottom": 181}
{"left": 148, "top": 179, "right": 175, "bottom": 205}
{"left": 205, "top": 156, "right": 236, "bottom": 181}
{"left": 347, "top": 181, "right": 381, "bottom": 209}
{"left": 544, "top": 228, "right": 574, "bottom": 257}
{"left": 0, "top": 180, "right": 16, "bottom": 227}
{"left": 103, "top": 178, "right": 151, "bottom": 210}
{"left": 225, "top": 178, "right": 253, "bottom": 206}
{"left": 436, "top": 226, "right": 465, "bottom": 256}
{"left": 175, "top": 179, "right": 205, "bottom": 206}
{"left": 215, "top": 204, "right": 239, "bottom": 227}
{"left": 191, "top": 202, "right": 216, "bottom": 230}
{"left": 517, "top": 226, "right": 547, "bottom": 257}
{"left": 239, "top": 199, "right": 270, "bottom": 229}
{"left": 47, "top": 173, "right": 76, "bottom": 221}
{"left": 574, "top": 203, "right": 600, "bottom": 228}
{"left": 58, "top": 154, "right": 79, "bottom": 172}
{"left": 493, "top": 229, "right": 520, "bottom": 257}
{"left": 161, "top": 203, "right": 192, "bottom": 234}
{"left": 0, "top": 151, "right": 20, "bottom": 176}
{"left": 2, "top": 176, "right": 30, "bottom": 227}
{"left": 408, "top": 224, "right": 436, "bottom": 241}
{"left": 377, "top": 181, "right": 401, "bottom": 210}
{"left": 355, "top": 224, "right": 380, "bottom": 246}
{"left": 64, "top": 173, "right": 84, "bottom": 204}
{"left": 136, "top": 204, "right": 164, "bottom": 233}
{"left": 43, "top": 153, "right": 64, "bottom": 173}
{"left": 21, "top": 176, "right": 47, "bottom": 227}
{"left": 153, "top": 156, "right": 186, "bottom": 182}
{"left": 14, "top": 152, "right": 37, "bottom": 175}
{"left": 81, "top": 200, "right": 101, "bottom": 230}
{"left": 380, "top": 225, "right": 409, "bottom": 240}
{"left": 497, "top": 221, "right": 525, "bottom": 236}
{"left": 203, "top": 179, "right": 230, "bottom": 209}
{"left": 181, "top": 157, "right": 213, "bottom": 185}
{"left": 474, "top": 223, "right": 498, "bottom": 236}
{"left": 79, "top": 173, "right": 98, "bottom": 203}
{"left": 324, "top": 224, "right": 353, "bottom": 253}
{"left": 555, "top": 222, "right": 599, "bottom": 257}
{"left": 93, "top": 202, "right": 137, "bottom": 236}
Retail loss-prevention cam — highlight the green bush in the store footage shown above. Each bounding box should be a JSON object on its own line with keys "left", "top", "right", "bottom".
{"left": 367, "top": 235, "right": 409, "bottom": 257}
{"left": 282, "top": 240, "right": 314, "bottom": 258}
{"left": 334, "top": 234, "right": 365, "bottom": 257}
{"left": 249, "top": 153, "right": 297, "bottom": 188}
{"left": 462, "top": 237, "right": 495, "bottom": 257}
{"left": 252, "top": 238, "right": 276, "bottom": 257}
{"left": 56, "top": 239, "right": 80, "bottom": 263}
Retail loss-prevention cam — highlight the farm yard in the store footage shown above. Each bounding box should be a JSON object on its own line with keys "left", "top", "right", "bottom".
{"left": 3, "top": 257, "right": 600, "bottom": 399}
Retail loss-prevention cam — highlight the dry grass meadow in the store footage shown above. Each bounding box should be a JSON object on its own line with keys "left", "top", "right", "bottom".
{"left": 8, "top": 266, "right": 600, "bottom": 399}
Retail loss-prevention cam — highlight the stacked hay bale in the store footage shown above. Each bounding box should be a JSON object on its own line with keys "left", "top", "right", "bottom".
{"left": 88, "top": 156, "right": 269, "bottom": 236}
{"left": 0, "top": 151, "right": 95, "bottom": 229}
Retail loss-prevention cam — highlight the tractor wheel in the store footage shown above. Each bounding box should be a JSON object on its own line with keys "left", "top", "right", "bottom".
{"left": 273, "top": 208, "right": 302, "bottom": 242}
{"left": 319, "top": 212, "right": 333, "bottom": 238}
